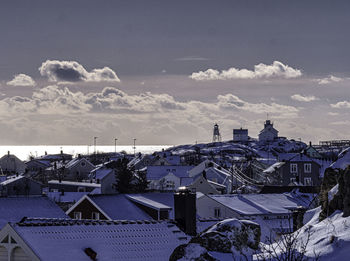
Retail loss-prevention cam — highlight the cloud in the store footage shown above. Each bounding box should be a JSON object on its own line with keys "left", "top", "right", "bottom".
{"left": 328, "top": 112, "right": 339, "bottom": 116}
{"left": 316, "top": 75, "right": 343, "bottom": 85}
{"left": 291, "top": 94, "right": 319, "bottom": 102}
{"left": 217, "top": 93, "right": 299, "bottom": 117}
{"left": 6, "top": 74, "right": 36, "bottom": 86}
{"left": 38, "top": 60, "right": 120, "bottom": 83}
{"left": 330, "top": 101, "right": 350, "bottom": 109}
{"left": 190, "top": 61, "right": 302, "bottom": 81}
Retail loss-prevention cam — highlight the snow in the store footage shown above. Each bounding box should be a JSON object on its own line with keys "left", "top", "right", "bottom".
{"left": 89, "top": 194, "right": 152, "bottom": 220}
{"left": 263, "top": 162, "right": 285, "bottom": 174}
{"left": 48, "top": 180, "right": 101, "bottom": 188}
{"left": 328, "top": 184, "right": 339, "bottom": 202}
{"left": 12, "top": 219, "right": 188, "bottom": 261}
{"left": 178, "top": 243, "right": 208, "bottom": 261}
{"left": 331, "top": 147, "right": 350, "bottom": 169}
{"left": 0, "top": 196, "right": 68, "bottom": 228}
{"left": 126, "top": 194, "right": 172, "bottom": 211}
{"left": 0, "top": 175, "right": 24, "bottom": 185}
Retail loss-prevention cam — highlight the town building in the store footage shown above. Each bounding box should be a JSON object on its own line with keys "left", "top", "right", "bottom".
{"left": 233, "top": 128, "right": 248, "bottom": 142}
{"left": 258, "top": 120, "right": 278, "bottom": 142}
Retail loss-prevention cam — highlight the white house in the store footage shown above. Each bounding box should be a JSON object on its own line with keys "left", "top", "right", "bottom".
{"left": 196, "top": 192, "right": 314, "bottom": 234}
{"left": 64, "top": 157, "right": 95, "bottom": 181}
{"left": 258, "top": 120, "right": 278, "bottom": 142}
{"left": 89, "top": 167, "right": 116, "bottom": 194}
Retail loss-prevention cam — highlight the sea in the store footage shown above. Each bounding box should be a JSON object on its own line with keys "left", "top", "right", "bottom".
{"left": 0, "top": 145, "right": 172, "bottom": 161}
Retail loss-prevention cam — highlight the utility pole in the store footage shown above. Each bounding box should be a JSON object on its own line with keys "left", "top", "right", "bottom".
{"left": 94, "top": 137, "right": 98, "bottom": 155}
{"left": 133, "top": 138, "right": 136, "bottom": 156}
{"left": 114, "top": 138, "right": 118, "bottom": 154}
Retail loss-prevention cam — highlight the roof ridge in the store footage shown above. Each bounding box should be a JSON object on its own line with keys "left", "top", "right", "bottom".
{"left": 15, "top": 218, "right": 170, "bottom": 227}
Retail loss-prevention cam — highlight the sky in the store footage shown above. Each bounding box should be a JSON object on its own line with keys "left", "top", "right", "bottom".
{"left": 0, "top": 0, "right": 350, "bottom": 145}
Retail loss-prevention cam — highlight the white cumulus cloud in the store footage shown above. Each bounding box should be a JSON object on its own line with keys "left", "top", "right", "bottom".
{"left": 190, "top": 61, "right": 302, "bottom": 81}
{"left": 316, "top": 75, "right": 343, "bottom": 85}
{"left": 330, "top": 101, "right": 350, "bottom": 109}
{"left": 6, "top": 74, "right": 36, "bottom": 86}
{"left": 291, "top": 94, "right": 319, "bottom": 102}
{"left": 38, "top": 60, "right": 120, "bottom": 83}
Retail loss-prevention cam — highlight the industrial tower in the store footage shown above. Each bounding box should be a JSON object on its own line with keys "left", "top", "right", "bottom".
{"left": 212, "top": 123, "right": 222, "bottom": 142}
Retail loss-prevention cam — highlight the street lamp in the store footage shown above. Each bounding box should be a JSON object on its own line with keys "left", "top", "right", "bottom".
{"left": 94, "top": 137, "right": 98, "bottom": 155}
{"left": 133, "top": 138, "right": 136, "bottom": 156}
{"left": 114, "top": 138, "right": 118, "bottom": 154}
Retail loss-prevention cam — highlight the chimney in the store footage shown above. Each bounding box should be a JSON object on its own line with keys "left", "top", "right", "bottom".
{"left": 7, "top": 151, "right": 10, "bottom": 157}
{"left": 60, "top": 150, "right": 63, "bottom": 155}
{"left": 309, "top": 141, "right": 312, "bottom": 147}
{"left": 174, "top": 188, "right": 196, "bottom": 236}
{"left": 45, "top": 151, "right": 48, "bottom": 155}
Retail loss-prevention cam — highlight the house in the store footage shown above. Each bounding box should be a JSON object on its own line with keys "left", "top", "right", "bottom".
{"left": 0, "top": 218, "right": 188, "bottom": 261}
{"left": 196, "top": 192, "right": 315, "bottom": 233}
{"left": 0, "top": 196, "right": 68, "bottom": 229}
{"left": 0, "top": 152, "right": 26, "bottom": 175}
{"left": 48, "top": 180, "right": 100, "bottom": 193}
{"left": 233, "top": 128, "right": 248, "bottom": 142}
{"left": 47, "top": 191, "right": 88, "bottom": 211}
{"left": 0, "top": 175, "right": 42, "bottom": 196}
{"left": 66, "top": 193, "right": 174, "bottom": 221}
{"left": 38, "top": 151, "right": 73, "bottom": 162}
{"left": 66, "top": 194, "right": 153, "bottom": 220}
{"left": 147, "top": 165, "right": 193, "bottom": 191}
{"left": 89, "top": 167, "right": 116, "bottom": 194}
{"left": 258, "top": 120, "right": 278, "bottom": 142}
{"left": 188, "top": 160, "right": 233, "bottom": 193}
{"left": 263, "top": 153, "right": 321, "bottom": 186}
{"left": 304, "top": 142, "right": 323, "bottom": 159}
{"left": 63, "top": 157, "right": 95, "bottom": 181}
{"left": 185, "top": 174, "right": 223, "bottom": 194}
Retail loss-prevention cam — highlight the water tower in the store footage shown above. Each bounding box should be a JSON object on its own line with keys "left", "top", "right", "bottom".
{"left": 212, "top": 123, "right": 222, "bottom": 142}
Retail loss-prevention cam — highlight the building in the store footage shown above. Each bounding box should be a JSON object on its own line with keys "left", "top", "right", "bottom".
{"left": 0, "top": 152, "right": 26, "bottom": 175}
{"left": 0, "top": 176, "right": 42, "bottom": 196}
{"left": 0, "top": 218, "right": 188, "bottom": 261}
{"left": 66, "top": 194, "right": 172, "bottom": 221}
{"left": 233, "top": 128, "right": 248, "bottom": 142}
{"left": 263, "top": 153, "right": 321, "bottom": 186}
{"left": 48, "top": 180, "right": 100, "bottom": 193}
{"left": 304, "top": 142, "right": 323, "bottom": 159}
{"left": 63, "top": 157, "right": 95, "bottom": 181}
{"left": 89, "top": 167, "right": 116, "bottom": 194}
{"left": 196, "top": 192, "right": 315, "bottom": 234}
{"left": 258, "top": 120, "right": 278, "bottom": 142}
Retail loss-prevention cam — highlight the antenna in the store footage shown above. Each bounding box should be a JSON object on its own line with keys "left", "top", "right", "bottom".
{"left": 212, "top": 123, "right": 222, "bottom": 142}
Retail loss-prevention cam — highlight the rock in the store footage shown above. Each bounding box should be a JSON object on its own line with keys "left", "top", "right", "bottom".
{"left": 170, "top": 218, "right": 261, "bottom": 261}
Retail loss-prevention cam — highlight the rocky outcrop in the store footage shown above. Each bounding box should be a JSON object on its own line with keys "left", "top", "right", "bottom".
{"left": 170, "top": 219, "right": 261, "bottom": 261}
{"left": 320, "top": 166, "right": 350, "bottom": 220}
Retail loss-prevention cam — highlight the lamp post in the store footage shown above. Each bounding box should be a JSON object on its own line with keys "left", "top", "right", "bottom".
{"left": 94, "top": 137, "right": 98, "bottom": 155}
{"left": 114, "top": 138, "right": 118, "bottom": 154}
{"left": 133, "top": 138, "right": 136, "bottom": 156}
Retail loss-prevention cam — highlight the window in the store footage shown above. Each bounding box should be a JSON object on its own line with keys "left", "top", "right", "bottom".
{"left": 214, "top": 208, "right": 221, "bottom": 218}
{"left": 290, "top": 177, "right": 296, "bottom": 183}
{"left": 74, "top": 212, "right": 82, "bottom": 219}
{"left": 304, "top": 163, "right": 312, "bottom": 173}
{"left": 304, "top": 177, "right": 313, "bottom": 186}
{"left": 290, "top": 164, "right": 298, "bottom": 173}
{"left": 81, "top": 161, "right": 86, "bottom": 167}
{"left": 91, "top": 212, "right": 100, "bottom": 220}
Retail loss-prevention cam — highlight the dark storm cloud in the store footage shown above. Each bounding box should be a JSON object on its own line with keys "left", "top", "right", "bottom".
{"left": 39, "top": 60, "right": 120, "bottom": 83}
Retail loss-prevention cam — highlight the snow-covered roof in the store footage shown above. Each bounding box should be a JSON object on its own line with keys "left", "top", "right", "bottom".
{"left": 0, "top": 196, "right": 68, "bottom": 228}
{"left": 8, "top": 219, "right": 188, "bottom": 261}
{"left": 207, "top": 193, "right": 313, "bottom": 216}
{"left": 263, "top": 162, "right": 285, "bottom": 173}
{"left": 0, "top": 175, "right": 24, "bottom": 185}
{"left": 48, "top": 180, "right": 101, "bottom": 188}
{"left": 126, "top": 195, "right": 172, "bottom": 211}
{"left": 94, "top": 169, "right": 114, "bottom": 180}
{"left": 88, "top": 194, "right": 152, "bottom": 220}
{"left": 65, "top": 157, "right": 94, "bottom": 169}
{"left": 129, "top": 193, "right": 175, "bottom": 219}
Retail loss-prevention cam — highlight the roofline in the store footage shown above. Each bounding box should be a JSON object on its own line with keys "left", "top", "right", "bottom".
{"left": 1, "top": 223, "right": 41, "bottom": 261}
{"left": 125, "top": 195, "right": 172, "bottom": 211}
{"left": 65, "top": 195, "right": 112, "bottom": 220}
